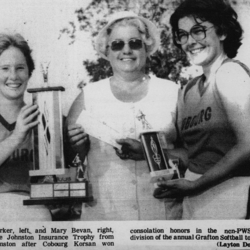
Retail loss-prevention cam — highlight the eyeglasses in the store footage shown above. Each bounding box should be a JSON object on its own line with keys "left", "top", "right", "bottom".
{"left": 109, "top": 38, "right": 143, "bottom": 51}
{"left": 175, "top": 25, "right": 214, "bottom": 45}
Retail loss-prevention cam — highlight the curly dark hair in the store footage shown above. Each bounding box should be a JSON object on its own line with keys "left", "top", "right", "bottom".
{"left": 170, "top": 0, "right": 243, "bottom": 58}
{"left": 0, "top": 33, "right": 35, "bottom": 76}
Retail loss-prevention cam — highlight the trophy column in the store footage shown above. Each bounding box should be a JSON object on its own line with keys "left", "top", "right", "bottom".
{"left": 23, "top": 86, "right": 93, "bottom": 205}
{"left": 140, "top": 131, "right": 180, "bottom": 183}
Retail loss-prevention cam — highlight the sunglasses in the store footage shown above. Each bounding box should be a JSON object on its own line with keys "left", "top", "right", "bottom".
{"left": 109, "top": 38, "right": 143, "bottom": 51}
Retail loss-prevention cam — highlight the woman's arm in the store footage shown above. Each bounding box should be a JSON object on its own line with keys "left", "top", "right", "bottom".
{"left": 155, "top": 62, "right": 250, "bottom": 198}
{"left": 195, "top": 62, "right": 250, "bottom": 188}
{"left": 0, "top": 104, "right": 39, "bottom": 166}
{"left": 66, "top": 91, "right": 90, "bottom": 162}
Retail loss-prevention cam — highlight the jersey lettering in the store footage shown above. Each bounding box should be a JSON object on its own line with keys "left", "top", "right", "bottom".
{"left": 6, "top": 148, "right": 33, "bottom": 163}
{"left": 181, "top": 107, "right": 212, "bottom": 131}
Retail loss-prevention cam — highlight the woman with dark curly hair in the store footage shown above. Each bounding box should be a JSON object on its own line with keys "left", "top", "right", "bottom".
{"left": 154, "top": 0, "right": 250, "bottom": 219}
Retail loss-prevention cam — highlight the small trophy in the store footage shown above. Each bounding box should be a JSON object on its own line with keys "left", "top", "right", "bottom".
{"left": 23, "top": 63, "right": 93, "bottom": 205}
{"left": 140, "top": 131, "right": 180, "bottom": 183}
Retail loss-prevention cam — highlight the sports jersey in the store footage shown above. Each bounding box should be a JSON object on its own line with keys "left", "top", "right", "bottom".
{"left": 177, "top": 59, "right": 250, "bottom": 219}
{"left": 0, "top": 116, "right": 32, "bottom": 193}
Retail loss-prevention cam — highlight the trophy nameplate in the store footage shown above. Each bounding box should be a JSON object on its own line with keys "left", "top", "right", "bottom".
{"left": 140, "top": 131, "right": 180, "bottom": 183}
{"left": 23, "top": 86, "right": 93, "bottom": 205}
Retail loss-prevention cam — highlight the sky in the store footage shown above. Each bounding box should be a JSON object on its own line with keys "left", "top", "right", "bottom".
{"left": 0, "top": 0, "right": 93, "bottom": 113}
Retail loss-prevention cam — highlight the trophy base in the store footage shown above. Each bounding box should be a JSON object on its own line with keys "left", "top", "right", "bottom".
{"left": 150, "top": 169, "right": 179, "bottom": 183}
{"left": 23, "top": 181, "right": 93, "bottom": 206}
{"left": 29, "top": 168, "right": 67, "bottom": 176}
{"left": 23, "top": 195, "right": 93, "bottom": 205}
{"left": 23, "top": 196, "right": 93, "bottom": 205}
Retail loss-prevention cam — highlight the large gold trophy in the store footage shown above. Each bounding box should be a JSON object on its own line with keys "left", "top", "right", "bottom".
{"left": 23, "top": 63, "right": 93, "bottom": 205}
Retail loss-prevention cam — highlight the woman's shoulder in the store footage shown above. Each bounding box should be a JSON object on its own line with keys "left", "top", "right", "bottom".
{"left": 150, "top": 75, "right": 179, "bottom": 92}
{"left": 215, "top": 59, "right": 250, "bottom": 102}
{"left": 84, "top": 78, "right": 112, "bottom": 105}
{"left": 217, "top": 59, "right": 250, "bottom": 80}
{"left": 84, "top": 78, "right": 110, "bottom": 92}
{"left": 216, "top": 60, "right": 250, "bottom": 88}
{"left": 67, "top": 78, "right": 110, "bottom": 123}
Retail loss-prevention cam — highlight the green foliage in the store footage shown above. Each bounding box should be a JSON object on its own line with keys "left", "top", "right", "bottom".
{"left": 83, "top": 58, "right": 113, "bottom": 82}
{"left": 61, "top": 0, "right": 190, "bottom": 85}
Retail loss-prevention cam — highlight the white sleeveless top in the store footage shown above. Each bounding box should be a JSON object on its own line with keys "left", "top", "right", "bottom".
{"left": 81, "top": 76, "right": 178, "bottom": 220}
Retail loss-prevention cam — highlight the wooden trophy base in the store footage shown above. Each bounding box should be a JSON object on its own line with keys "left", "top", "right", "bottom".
{"left": 150, "top": 168, "right": 179, "bottom": 183}
{"left": 23, "top": 197, "right": 94, "bottom": 206}
{"left": 23, "top": 181, "right": 93, "bottom": 205}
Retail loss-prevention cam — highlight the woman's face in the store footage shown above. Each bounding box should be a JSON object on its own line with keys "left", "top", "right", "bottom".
{"left": 107, "top": 24, "right": 147, "bottom": 76}
{"left": 0, "top": 46, "right": 29, "bottom": 101}
{"left": 178, "top": 16, "right": 226, "bottom": 68}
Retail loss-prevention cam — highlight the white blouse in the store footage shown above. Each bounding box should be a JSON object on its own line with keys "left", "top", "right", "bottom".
{"left": 81, "top": 76, "right": 178, "bottom": 220}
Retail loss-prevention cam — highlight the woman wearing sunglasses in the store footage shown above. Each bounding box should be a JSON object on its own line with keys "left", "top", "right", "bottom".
{"left": 154, "top": 0, "right": 250, "bottom": 219}
{"left": 67, "top": 11, "right": 180, "bottom": 220}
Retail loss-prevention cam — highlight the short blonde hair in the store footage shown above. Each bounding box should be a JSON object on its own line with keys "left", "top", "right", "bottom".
{"left": 95, "top": 11, "right": 160, "bottom": 60}
{"left": 101, "top": 18, "right": 155, "bottom": 57}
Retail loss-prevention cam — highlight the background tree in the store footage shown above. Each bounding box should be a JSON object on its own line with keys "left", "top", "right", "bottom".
{"left": 60, "top": 0, "right": 192, "bottom": 86}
